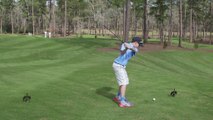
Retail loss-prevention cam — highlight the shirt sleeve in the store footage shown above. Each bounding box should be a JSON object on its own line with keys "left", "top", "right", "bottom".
{"left": 128, "top": 43, "right": 138, "bottom": 53}
{"left": 120, "top": 43, "right": 126, "bottom": 51}
{"left": 131, "top": 47, "right": 138, "bottom": 52}
{"left": 120, "top": 43, "right": 138, "bottom": 53}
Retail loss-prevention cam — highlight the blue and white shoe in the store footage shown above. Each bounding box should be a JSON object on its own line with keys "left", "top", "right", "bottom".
{"left": 119, "top": 98, "right": 134, "bottom": 108}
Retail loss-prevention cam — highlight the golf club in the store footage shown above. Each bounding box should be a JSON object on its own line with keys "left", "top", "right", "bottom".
{"left": 104, "top": 25, "right": 145, "bottom": 66}
{"left": 103, "top": 25, "right": 124, "bottom": 43}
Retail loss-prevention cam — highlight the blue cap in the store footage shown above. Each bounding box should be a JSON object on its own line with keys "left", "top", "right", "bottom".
{"left": 132, "top": 37, "right": 143, "bottom": 46}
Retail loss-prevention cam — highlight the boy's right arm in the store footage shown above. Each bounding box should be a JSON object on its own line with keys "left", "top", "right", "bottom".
{"left": 120, "top": 43, "right": 128, "bottom": 55}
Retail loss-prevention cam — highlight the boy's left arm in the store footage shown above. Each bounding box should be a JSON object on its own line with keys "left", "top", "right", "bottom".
{"left": 124, "top": 43, "right": 138, "bottom": 53}
{"left": 129, "top": 47, "right": 138, "bottom": 53}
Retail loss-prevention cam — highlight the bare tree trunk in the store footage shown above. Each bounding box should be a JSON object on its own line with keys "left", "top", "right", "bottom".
{"left": 88, "top": 17, "right": 91, "bottom": 35}
{"left": 64, "top": 0, "right": 67, "bottom": 37}
{"left": 132, "top": 5, "right": 137, "bottom": 37}
{"left": 118, "top": 17, "right": 121, "bottom": 37}
{"left": 202, "top": 22, "right": 205, "bottom": 41}
{"left": 49, "top": 0, "right": 53, "bottom": 36}
{"left": 78, "top": 18, "right": 80, "bottom": 36}
{"left": 115, "top": 16, "right": 118, "bottom": 36}
{"left": 0, "top": 10, "right": 2, "bottom": 34}
{"left": 49, "top": 0, "right": 55, "bottom": 36}
{"left": 11, "top": 10, "right": 14, "bottom": 34}
{"left": 53, "top": 0, "right": 56, "bottom": 36}
{"left": 117, "top": 17, "right": 122, "bottom": 38}
{"left": 178, "top": 0, "right": 183, "bottom": 47}
{"left": 152, "top": 26, "right": 154, "bottom": 38}
{"left": 32, "top": 0, "right": 34, "bottom": 35}
{"left": 40, "top": 15, "right": 43, "bottom": 32}
{"left": 123, "top": 2, "right": 126, "bottom": 41}
{"left": 98, "top": 23, "right": 101, "bottom": 35}
{"left": 23, "top": 19, "right": 26, "bottom": 34}
{"left": 168, "top": 0, "right": 173, "bottom": 45}
{"left": 143, "top": 0, "right": 148, "bottom": 43}
{"left": 160, "top": 23, "right": 164, "bottom": 43}
{"left": 95, "top": 22, "right": 97, "bottom": 38}
{"left": 192, "top": 14, "right": 197, "bottom": 42}
{"left": 124, "top": 0, "right": 130, "bottom": 42}
{"left": 134, "top": 16, "right": 138, "bottom": 37}
{"left": 210, "top": 31, "right": 212, "bottom": 44}
{"left": 17, "top": 3, "right": 21, "bottom": 33}
{"left": 0, "top": 16, "right": 2, "bottom": 34}
{"left": 210, "top": 1, "right": 213, "bottom": 44}
{"left": 68, "top": 21, "right": 71, "bottom": 35}
{"left": 190, "top": 6, "right": 193, "bottom": 42}
{"left": 102, "top": 16, "right": 105, "bottom": 36}
{"left": 37, "top": 20, "right": 40, "bottom": 34}
{"left": 35, "top": 18, "right": 40, "bottom": 35}
{"left": 183, "top": 0, "right": 187, "bottom": 39}
{"left": 192, "top": 15, "right": 195, "bottom": 42}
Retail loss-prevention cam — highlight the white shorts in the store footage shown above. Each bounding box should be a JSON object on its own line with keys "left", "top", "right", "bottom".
{"left": 112, "top": 62, "right": 129, "bottom": 86}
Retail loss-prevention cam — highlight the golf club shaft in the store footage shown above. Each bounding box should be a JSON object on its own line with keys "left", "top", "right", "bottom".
{"left": 103, "top": 25, "right": 124, "bottom": 43}
{"left": 104, "top": 25, "right": 145, "bottom": 66}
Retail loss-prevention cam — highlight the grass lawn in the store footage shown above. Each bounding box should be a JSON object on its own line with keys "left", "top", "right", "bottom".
{"left": 0, "top": 34, "right": 212, "bottom": 120}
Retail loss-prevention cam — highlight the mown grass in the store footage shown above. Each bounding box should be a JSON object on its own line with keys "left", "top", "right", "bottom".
{"left": 0, "top": 34, "right": 212, "bottom": 120}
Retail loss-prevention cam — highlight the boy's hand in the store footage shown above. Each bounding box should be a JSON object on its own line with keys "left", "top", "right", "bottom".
{"left": 124, "top": 43, "right": 131, "bottom": 49}
{"left": 124, "top": 43, "right": 138, "bottom": 52}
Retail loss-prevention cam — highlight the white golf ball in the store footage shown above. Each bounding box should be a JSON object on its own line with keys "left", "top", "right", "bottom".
{"left": 153, "top": 98, "right": 156, "bottom": 101}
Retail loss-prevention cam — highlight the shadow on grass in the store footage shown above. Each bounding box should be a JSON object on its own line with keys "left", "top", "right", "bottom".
{"left": 96, "top": 87, "right": 115, "bottom": 101}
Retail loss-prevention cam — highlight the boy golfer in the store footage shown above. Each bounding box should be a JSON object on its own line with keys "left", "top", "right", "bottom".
{"left": 112, "top": 37, "right": 142, "bottom": 108}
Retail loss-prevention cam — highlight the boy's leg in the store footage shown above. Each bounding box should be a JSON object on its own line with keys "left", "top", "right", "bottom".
{"left": 119, "top": 85, "right": 126, "bottom": 98}
{"left": 119, "top": 85, "right": 133, "bottom": 108}
{"left": 113, "top": 63, "right": 132, "bottom": 107}
{"left": 113, "top": 85, "right": 126, "bottom": 103}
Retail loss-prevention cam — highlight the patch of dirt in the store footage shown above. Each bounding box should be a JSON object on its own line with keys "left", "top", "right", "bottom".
{"left": 196, "top": 37, "right": 213, "bottom": 45}
{"left": 140, "top": 43, "right": 167, "bottom": 53}
{"left": 98, "top": 43, "right": 213, "bottom": 53}
{"left": 139, "top": 43, "right": 195, "bottom": 53}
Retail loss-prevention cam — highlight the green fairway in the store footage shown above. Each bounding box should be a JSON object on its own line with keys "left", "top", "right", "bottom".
{"left": 0, "top": 35, "right": 212, "bottom": 120}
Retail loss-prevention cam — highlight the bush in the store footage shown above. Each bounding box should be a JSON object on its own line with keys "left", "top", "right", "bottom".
{"left": 194, "top": 42, "right": 199, "bottom": 49}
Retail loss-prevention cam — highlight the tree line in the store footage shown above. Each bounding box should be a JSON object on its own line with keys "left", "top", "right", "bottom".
{"left": 0, "top": 0, "right": 212, "bottom": 45}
